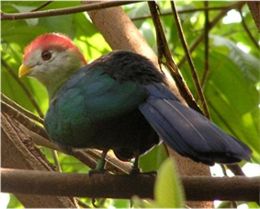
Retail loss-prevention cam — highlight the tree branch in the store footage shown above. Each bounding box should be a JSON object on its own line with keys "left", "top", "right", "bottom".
{"left": 1, "top": 93, "right": 44, "bottom": 124}
{"left": 201, "top": 1, "right": 210, "bottom": 88}
{"left": 148, "top": 1, "right": 203, "bottom": 115}
{"left": 1, "top": 101, "right": 48, "bottom": 138}
{"left": 1, "top": 168, "right": 259, "bottom": 201}
{"left": 247, "top": 1, "right": 260, "bottom": 30}
{"left": 31, "top": 1, "right": 53, "bottom": 12}
{"left": 170, "top": 1, "right": 210, "bottom": 118}
{"left": 1, "top": 113, "right": 76, "bottom": 207}
{"left": 0, "top": 1, "right": 141, "bottom": 20}
{"left": 239, "top": 9, "right": 259, "bottom": 49}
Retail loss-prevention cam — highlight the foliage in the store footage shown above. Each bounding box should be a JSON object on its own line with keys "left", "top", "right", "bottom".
{"left": 1, "top": 1, "right": 259, "bottom": 208}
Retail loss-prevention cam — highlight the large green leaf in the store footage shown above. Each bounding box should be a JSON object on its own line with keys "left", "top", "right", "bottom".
{"left": 154, "top": 158, "right": 185, "bottom": 208}
{"left": 181, "top": 36, "right": 260, "bottom": 162}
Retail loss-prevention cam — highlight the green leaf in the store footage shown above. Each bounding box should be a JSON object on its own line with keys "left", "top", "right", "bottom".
{"left": 154, "top": 158, "right": 185, "bottom": 208}
{"left": 139, "top": 144, "right": 168, "bottom": 172}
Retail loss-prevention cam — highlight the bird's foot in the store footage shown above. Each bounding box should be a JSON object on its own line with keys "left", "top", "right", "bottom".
{"left": 88, "top": 149, "right": 108, "bottom": 176}
{"left": 88, "top": 168, "right": 106, "bottom": 176}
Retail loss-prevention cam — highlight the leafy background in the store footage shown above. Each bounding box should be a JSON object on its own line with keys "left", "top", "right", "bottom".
{"left": 1, "top": 1, "right": 259, "bottom": 208}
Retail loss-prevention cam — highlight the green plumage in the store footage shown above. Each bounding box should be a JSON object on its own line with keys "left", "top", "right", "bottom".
{"left": 45, "top": 66, "right": 158, "bottom": 158}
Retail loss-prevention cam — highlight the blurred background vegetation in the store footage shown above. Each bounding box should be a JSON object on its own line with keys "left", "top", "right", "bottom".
{"left": 1, "top": 1, "right": 259, "bottom": 208}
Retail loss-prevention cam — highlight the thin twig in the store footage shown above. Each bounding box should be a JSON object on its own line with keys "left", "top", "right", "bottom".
{"left": 1, "top": 101, "right": 48, "bottom": 138}
{"left": 1, "top": 93, "right": 44, "bottom": 124}
{"left": 31, "top": 1, "right": 53, "bottom": 12}
{"left": 178, "top": 1, "right": 245, "bottom": 68}
{"left": 1, "top": 1, "right": 141, "bottom": 20}
{"left": 170, "top": 1, "right": 210, "bottom": 118}
{"left": 132, "top": 5, "right": 240, "bottom": 21}
{"left": 51, "top": 149, "right": 62, "bottom": 172}
{"left": 1, "top": 59, "right": 44, "bottom": 118}
{"left": 239, "top": 9, "right": 259, "bottom": 49}
{"left": 148, "top": 1, "right": 203, "bottom": 115}
{"left": 2, "top": 168, "right": 260, "bottom": 201}
{"left": 201, "top": 1, "right": 210, "bottom": 88}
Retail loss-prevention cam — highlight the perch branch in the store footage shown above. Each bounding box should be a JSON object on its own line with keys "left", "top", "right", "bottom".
{"left": 1, "top": 168, "right": 259, "bottom": 201}
{"left": 0, "top": 1, "right": 141, "bottom": 20}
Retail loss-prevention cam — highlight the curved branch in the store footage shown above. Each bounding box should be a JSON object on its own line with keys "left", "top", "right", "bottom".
{"left": 1, "top": 93, "right": 44, "bottom": 124}
{"left": 1, "top": 1, "right": 141, "bottom": 21}
{"left": 239, "top": 9, "right": 259, "bottom": 49}
{"left": 1, "top": 168, "right": 259, "bottom": 201}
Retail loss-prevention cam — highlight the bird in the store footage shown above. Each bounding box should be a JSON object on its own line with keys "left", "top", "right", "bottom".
{"left": 19, "top": 33, "right": 251, "bottom": 172}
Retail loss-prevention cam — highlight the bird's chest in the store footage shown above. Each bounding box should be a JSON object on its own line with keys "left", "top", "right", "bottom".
{"left": 44, "top": 88, "right": 155, "bottom": 149}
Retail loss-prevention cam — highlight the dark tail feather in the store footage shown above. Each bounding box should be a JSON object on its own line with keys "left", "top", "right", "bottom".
{"left": 139, "top": 84, "right": 251, "bottom": 165}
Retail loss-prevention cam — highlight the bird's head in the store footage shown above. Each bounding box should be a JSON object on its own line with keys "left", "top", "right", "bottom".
{"left": 19, "top": 33, "right": 87, "bottom": 97}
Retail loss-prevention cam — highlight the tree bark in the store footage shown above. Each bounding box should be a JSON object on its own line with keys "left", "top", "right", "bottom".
{"left": 86, "top": 1, "right": 212, "bottom": 207}
{"left": 2, "top": 168, "right": 259, "bottom": 202}
{"left": 1, "top": 112, "right": 76, "bottom": 208}
{"left": 247, "top": 1, "right": 260, "bottom": 30}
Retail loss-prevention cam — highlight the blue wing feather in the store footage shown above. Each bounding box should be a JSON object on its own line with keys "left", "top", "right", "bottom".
{"left": 139, "top": 83, "right": 251, "bottom": 165}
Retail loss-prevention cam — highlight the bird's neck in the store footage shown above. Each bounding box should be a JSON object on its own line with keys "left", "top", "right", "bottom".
{"left": 46, "top": 76, "right": 71, "bottom": 99}
{"left": 44, "top": 63, "right": 83, "bottom": 99}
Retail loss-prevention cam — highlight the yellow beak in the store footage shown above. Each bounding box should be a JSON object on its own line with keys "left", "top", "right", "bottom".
{"left": 18, "top": 64, "right": 32, "bottom": 78}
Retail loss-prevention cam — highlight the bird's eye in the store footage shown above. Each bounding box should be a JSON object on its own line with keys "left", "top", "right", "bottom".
{"left": 41, "top": 50, "right": 52, "bottom": 61}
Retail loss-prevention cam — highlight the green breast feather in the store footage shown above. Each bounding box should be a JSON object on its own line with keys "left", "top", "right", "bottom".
{"left": 44, "top": 67, "right": 148, "bottom": 147}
